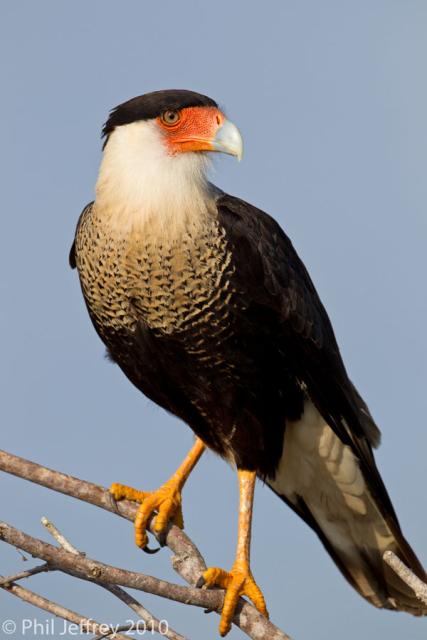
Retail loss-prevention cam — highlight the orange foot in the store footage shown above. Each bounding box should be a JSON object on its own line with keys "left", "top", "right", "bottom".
{"left": 110, "top": 481, "right": 184, "bottom": 549}
{"left": 202, "top": 563, "right": 268, "bottom": 636}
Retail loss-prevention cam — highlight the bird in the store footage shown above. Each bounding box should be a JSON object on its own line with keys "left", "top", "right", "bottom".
{"left": 70, "top": 89, "right": 426, "bottom": 636}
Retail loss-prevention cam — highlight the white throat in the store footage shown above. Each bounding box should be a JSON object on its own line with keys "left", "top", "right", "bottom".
{"left": 95, "top": 120, "right": 216, "bottom": 237}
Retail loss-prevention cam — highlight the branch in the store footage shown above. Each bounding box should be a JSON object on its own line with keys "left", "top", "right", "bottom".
{"left": 0, "top": 579, "right": 130, "bottom": 640}
{"left": 0, "top": 563, "right": 50, "bottom": 587}
{"left": 383, "top": 550, "right": 427, "bottom": 607}
{"left": 0, "top": 449, "right": 291, "bottom": 640}
{"left": 0, "top": 521, "right": 220, "bottom": 607}
{"left": 41, "top": 516, "right": 187, "bottom": 640}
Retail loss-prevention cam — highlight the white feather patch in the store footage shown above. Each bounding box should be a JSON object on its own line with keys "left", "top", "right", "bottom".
{"left": 269, "top": 400, "right": 394, "bottom": 557}
{"left": 95, "top": 120, "right": 218, "bottom": 238}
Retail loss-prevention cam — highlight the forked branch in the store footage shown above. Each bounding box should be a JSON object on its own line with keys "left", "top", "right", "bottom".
{"left": 0, "top": 449, "right": 290, "bottom": 640}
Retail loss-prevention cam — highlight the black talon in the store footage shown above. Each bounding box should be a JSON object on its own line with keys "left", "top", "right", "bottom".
{"left": 142, "top": 544, "right": 161, "bottom": 554}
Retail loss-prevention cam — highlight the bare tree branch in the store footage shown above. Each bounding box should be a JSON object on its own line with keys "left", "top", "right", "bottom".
{"left": 41, "top": 516, "right": 82, "bottom": 554}
{"left": 383, "top": 551, "right": 427, "bottom": 607}
{"left": 0, "top": 449, "right": 291, "bottom": 640}
{"left": 0, "top": 449, "right": 205, "bottom": 586}
{"left": 0, "top": 580, "right": 130, "bottom": 640}
{"left": 0, "top": 521, "right": 217, "bottom": 607}
{"left": 0, "top": 563, "right": 50, "bottom": 587}
{"left": 95, "top": 587, "right": 187, "bottom": 640}
{"left": 41, "top": 516, "right": 188, "bottom": 640}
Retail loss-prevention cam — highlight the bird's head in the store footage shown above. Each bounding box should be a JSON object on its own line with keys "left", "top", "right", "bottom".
{"left": 102, "top": 89, "right": 242, "bottom": 161}
{"left": 96, "top": 90, "right": 242, "bottom": 229}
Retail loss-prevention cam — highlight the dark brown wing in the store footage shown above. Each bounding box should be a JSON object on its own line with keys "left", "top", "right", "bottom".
{"left": 217, "top": 193, "right": 426, "bottom": 612}
{"left": 216, "top": 193, "right": 396, "bottom": 517}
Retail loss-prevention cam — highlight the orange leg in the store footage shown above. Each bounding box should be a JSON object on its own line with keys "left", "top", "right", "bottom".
{"left": 202, "top": 470, "right": 268, "bottom": 636}
{"left": 110, "top": 437, "right": 205, "bottom": 549}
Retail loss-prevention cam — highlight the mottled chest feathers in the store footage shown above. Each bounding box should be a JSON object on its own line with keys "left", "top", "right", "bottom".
{"left": 76, "top": 213, "right": 237, "bottom": 337}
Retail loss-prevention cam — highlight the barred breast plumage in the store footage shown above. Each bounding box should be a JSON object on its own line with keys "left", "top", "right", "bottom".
{"left": 74, "top": 202, "right": 245, "bottom": 376}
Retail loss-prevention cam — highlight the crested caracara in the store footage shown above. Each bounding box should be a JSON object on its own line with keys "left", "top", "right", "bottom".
{"left": 70, "top": 89, "right": 426, "bottom": 636}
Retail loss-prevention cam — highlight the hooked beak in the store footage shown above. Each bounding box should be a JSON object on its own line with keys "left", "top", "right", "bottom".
{"left": 211, "top": 119, "right": 243, "bottom": 161}
{"left": 165, "top": 109, "right": 244, "bottom": 161}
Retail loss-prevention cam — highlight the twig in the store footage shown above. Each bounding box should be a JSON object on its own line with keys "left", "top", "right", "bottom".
{"left": 0, "top": 521, "right": 213, "bottom": 606}
{"left": 92, "top": 623, "right": 136, "bottom": 639}
{"left": 0, "top": 449, "right": 291, "bottom": 640}
{"left": 0, "top": 449, "right": 205, "bottom": 586}
{"left": 0, "top": 580, "right": 129, "bottom": 640}
{"left": 41, "top": 516, "right": 187, "bottom": 640}
{"left": 96, "top": 587, "right": 186, "bottom": 640}
{"left": 0, "top": 563, "right": 50, "bottom": 587}
{"left": 41, "top": 516, "right": 82, "bottom": 554}
{"left": 92, "top": 623, "right": 150, "bottom": 640}
{"left": 383, "top": 550, "right": 427, "bottom": 607}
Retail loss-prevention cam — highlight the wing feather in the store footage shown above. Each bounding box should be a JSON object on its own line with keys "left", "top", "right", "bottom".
{"left": 216, "top": 194, "right": 426, "bottom": 599}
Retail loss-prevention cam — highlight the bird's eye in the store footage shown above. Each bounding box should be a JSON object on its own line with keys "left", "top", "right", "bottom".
{"left": 161, "top": 110, "right": 180, "bottom": 126}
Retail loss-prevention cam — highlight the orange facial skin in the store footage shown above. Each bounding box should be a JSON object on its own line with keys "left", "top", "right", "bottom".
{"left": 157, "top": 106, "right": 225, "bottom": 155}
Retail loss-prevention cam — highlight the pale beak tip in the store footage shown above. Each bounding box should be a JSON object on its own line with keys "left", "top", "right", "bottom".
{"left": 212, "top": 119, "right": 243, "bottom": 162}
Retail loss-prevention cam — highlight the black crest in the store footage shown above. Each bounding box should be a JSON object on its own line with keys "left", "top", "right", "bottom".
{"left": 102, "top": 90, "right": 218, "bottom": 140}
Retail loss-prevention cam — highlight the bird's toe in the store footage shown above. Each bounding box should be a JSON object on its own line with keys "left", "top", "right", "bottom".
{"left": 201, "top": 564, "right": 268, "bottom": 636}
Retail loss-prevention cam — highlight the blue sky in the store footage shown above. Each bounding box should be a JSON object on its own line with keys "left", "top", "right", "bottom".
{"left": 1, "top": 1, "right": 426, "bottom": 638}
